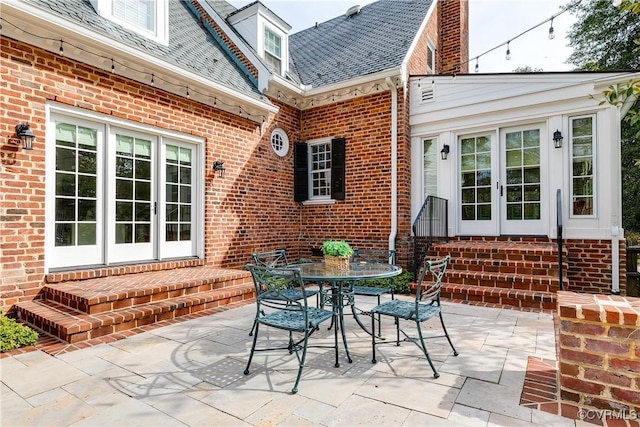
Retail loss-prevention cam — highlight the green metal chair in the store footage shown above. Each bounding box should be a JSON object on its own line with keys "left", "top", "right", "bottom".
{"left": 249, "top": 249, "right": 320, "bottom": 336}
{"left": 370, "top": 255, "right": 458, "bottom": 378}
{"left": 243, "top": 264, "right": 337, "bottom": 394}
{"left": 350, "top": 248, "right": 396, "bottom": 333}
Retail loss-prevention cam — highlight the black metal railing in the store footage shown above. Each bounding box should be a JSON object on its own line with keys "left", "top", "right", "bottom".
{"left": 412, "top": 196, "right": 449, "bottom": 273}
{"left": 556, "top": 189, "right": 564, "bottom": 290}
{"left": 627, "top": 243, "right": 640, "bottom": 297}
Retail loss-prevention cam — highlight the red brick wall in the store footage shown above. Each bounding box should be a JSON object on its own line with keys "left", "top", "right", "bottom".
{"left": 438, "top": 0, "right": 469, "bottom": 74}
{"left": 297, "top": 91, "right": 398, "bottom": 257}
{"left": 557, "top": 291, "right": 640, "bottom": 412}
{"left": 0, "top": 37, "right": 302, "bottom": 308}
{"left": 567, "top": 239, "right": 627, "bottom": 296}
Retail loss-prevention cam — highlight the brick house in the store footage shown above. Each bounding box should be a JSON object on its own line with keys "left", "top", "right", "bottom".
{"left": 0, "top": 0, "right": 467, "bottom": 336}
{"left": 0, "top": 0, "right": 636, "bottom": 341}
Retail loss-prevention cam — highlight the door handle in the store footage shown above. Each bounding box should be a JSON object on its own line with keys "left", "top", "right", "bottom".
{"left": 500, "top": 185, "right": 504, "bottom": 197}
{"left": 154, "top": 202, "right": 157, "bottom": 215}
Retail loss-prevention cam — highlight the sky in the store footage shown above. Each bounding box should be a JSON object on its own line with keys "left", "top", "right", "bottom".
{"left": 228, "top": 0, "right": 577, "bottom": 73}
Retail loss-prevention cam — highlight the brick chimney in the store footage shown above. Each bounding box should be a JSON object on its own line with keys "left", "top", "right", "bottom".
{"left": 438, "top": 0, "right": 469, "bottom": 75}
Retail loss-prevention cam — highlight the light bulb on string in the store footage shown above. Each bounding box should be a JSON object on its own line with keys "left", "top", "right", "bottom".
{"left": 59, "top": 40, "right": 64, "bottom": 56}
{"left": 505, "top": 42, "right": 511, "bottom": 60}
{"left": 474, "top": 57, "right": 479, "bottom": 73}
{"left": 548, "top": 18, "right": 555, "bottom": 40}
{"left": 150, "top": 74, "right": 155, "bottom": 86}
{"left": 111, "top": 58, "right": 115, "bottom": 72}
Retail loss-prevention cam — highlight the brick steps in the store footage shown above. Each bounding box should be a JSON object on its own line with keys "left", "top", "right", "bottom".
{"left": 425, "top": 239, "right": 569, "bottom": 311}
{"left": 14, "top": 266, "right": 255, "bottom": 343}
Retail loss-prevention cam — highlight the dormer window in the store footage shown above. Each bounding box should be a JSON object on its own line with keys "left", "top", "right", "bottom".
{"left": 91, "top": 0, "right": 168, "bottom": 45}
{"left": 264, "top": 27, "right": 282, "bottom": 74}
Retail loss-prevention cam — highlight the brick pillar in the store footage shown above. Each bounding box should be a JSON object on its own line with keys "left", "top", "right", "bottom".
{"left": 557, "top": 291, "right": 640, "bottom": 412}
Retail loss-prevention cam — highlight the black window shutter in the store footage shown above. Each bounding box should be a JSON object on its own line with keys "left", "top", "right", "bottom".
{"left": 293, "top": 142, "right": 308, "bottom": 202}
{"left": 331, "top": 138, "right": 346, "bottom": 200}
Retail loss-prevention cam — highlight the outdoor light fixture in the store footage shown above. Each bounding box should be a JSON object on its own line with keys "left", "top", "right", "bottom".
{"left": 213, "top": 160, "right": 225, "bottom": 178}
{"left": 440, "top": 144, "right": 450, "bottom": 160}
{"left": 553, "top": 129, "right": 563, "bottom": 149}
{"left": 10, "top": 122, "right": 35, "bottom": 150}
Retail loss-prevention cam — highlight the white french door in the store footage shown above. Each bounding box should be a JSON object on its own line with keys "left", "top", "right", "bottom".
{"left": 49, "top": 118, "right": 105, "bottom": 268}
{"left": 107, "top": 129, "right": 156, "bottom": 263}
{"left": 457, "top": 124, "right": 546, "bottom": 236}
{"left": 499, "top": 126, "right": 545, "bottom": 235}
{"left": 47, "top": 113, "right": 200, "bottom": 270}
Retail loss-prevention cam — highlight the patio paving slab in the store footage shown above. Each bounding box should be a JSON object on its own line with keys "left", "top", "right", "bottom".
{"left": 1, "top": 301, "right": 584, "bottom": 427}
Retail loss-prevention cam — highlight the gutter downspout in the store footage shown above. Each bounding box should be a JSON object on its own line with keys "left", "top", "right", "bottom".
{"left": 386, "top": 77, "right": 398, "bottom": 255}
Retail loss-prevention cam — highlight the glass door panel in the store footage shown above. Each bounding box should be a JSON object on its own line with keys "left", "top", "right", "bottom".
{"left": 500, "top": 127, "right": 545, "bottom": 235}
{"left": 49, "top": 119, "right": 103, "bottom": 268}
{"left": 458, "top": 134, "right": 497, "bottom": 235}
{"left": 109, "top": 131, "right": 155, "bottom": 262}
{"left": 160, "top": 142, "right": 196, "bottom": 258}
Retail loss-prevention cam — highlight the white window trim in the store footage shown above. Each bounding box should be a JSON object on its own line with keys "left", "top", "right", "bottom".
{"left": 306, "top": 137, "right": 333, "bottom": 203}
{"left": 44, "top": 102, "right": 204, "bottom": 273}
{"left": 260, "top": 20, "right": 287, "bottom": 75}
{"left": 270, "top": 128, "right": 289, "bottom": 157}
{"left": 91, "top": 0, "right": 169, "bottom": 46}
{"left": 426, "top": 38, "right": 436, "bottom": 74}
{"left": 569, "top": 113, "right": 597, "bottom": 219}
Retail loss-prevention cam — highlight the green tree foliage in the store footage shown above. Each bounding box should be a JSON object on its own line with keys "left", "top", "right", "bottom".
{"left": 566, "top": 0, "right": 640, "bottom": 231}
{"left": 513, "top": 66, "right": 544, "bottom": 73}
{"left": 566, "top": 0, "right": 639, "bottom": 70}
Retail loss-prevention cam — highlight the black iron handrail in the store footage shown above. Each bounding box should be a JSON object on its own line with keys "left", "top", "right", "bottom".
{"left": 556, "top": 189, "right": 564, "bottom": 290}
{"left": 412, "top": 196, "right": 449, "bottom": 273}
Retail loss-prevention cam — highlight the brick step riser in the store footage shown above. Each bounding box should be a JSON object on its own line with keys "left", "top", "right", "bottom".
{"left": 16, "top": 285, "right": 256, "bottom": 344}
{"left": 429, "top": 250, "right": 564, "bottom": 264}
{"left": 442, "top": 275, "right": 560, "bottom": 293}
{"left": 441, "top": 286, "right": 557, "bottom": 311}
{"left": 448, "top": 262, "right": 564, "bottom": 277}
{"left": 43, "top": 276, "right": 253, "bottom": 315}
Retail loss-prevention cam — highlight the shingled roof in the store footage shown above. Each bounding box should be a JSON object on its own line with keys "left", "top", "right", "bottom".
{"left": 289, "top": 0, "right": 434, "bottom": 87}
{"left": 20, "top": 0, "right": 264, "bottom": 102}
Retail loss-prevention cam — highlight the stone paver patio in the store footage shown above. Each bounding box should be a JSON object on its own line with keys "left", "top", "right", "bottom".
{"left": 1, "top": 298, "right": 578, "bottom": 426}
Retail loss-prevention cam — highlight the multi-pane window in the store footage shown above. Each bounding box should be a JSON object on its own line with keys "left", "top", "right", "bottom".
{"left": 165, "top": 145, "right": 192, "bottom": 242}
{"left": 113, "top": 0, "right": 155, "bottom": 32}
{"left": 460, "top": 136, "right": 492, "bottom": 221}
{"left": 115, "top": 134, "right": 152, "bottom": 244}
{"left": 310, "top": 142, "right": 332, "bottom": 198}
{"left": 504, "top": 129, "right": 541, "bottom": 220}
{"left": 423, "top": 138, "right": 438, "bottom": 197}
{"left": 264, "top": 28, "right": 282, "bottom": 73}
{"left": 54, "top": 123, "right": 99, "bottom": 247}
{"left": 571, "top": 115, "right": 595, "bottom": 216}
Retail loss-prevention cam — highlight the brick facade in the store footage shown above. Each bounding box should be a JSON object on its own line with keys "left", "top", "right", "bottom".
{"left": 557, "top": 291, "right": 640, "bottom": 412}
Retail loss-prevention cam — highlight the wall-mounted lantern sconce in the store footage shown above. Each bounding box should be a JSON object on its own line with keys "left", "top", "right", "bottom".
{"left": 553, "top": 129, "right": 563, "bottom": 149}
{"left": 213, "top": 160, "right": 225, "bottom": 178}
{"left": 440, "top": 144, "right": 450, "bottom": 160}
{"left": 9, "top": 122, "right": 35, "bottom": 150}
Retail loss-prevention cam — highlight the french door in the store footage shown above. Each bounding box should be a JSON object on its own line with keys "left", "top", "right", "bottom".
{"left": 457, "top": 124, "right": 546, "bottom": 236}
{"left": 48, "top": 114, "right": 199, "bottom": 270}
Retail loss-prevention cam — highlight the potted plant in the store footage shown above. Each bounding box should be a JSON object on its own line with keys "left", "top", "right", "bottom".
{"left": 321, "top": 240, "right": 353, "bottom": 271}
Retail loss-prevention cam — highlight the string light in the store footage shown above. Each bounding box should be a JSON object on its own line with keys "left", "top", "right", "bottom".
{"left": 442, "top": 4, "right": 574, "bottom": 75}
{"left": 505, "top": 41, "right": 511, "bottom": 60}
{"left": 0, "top": 16, "right": 270, "bottom": 123}
{"left": 186, "top": 86, "right": 190, "bottom": 98}
{"left": 474, "top": 57, "right": 479, "bottom": 73}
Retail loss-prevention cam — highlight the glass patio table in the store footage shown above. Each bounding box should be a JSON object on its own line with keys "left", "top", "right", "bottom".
{"left": 295, "top": 261, "right": 402, "bottom": 366}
